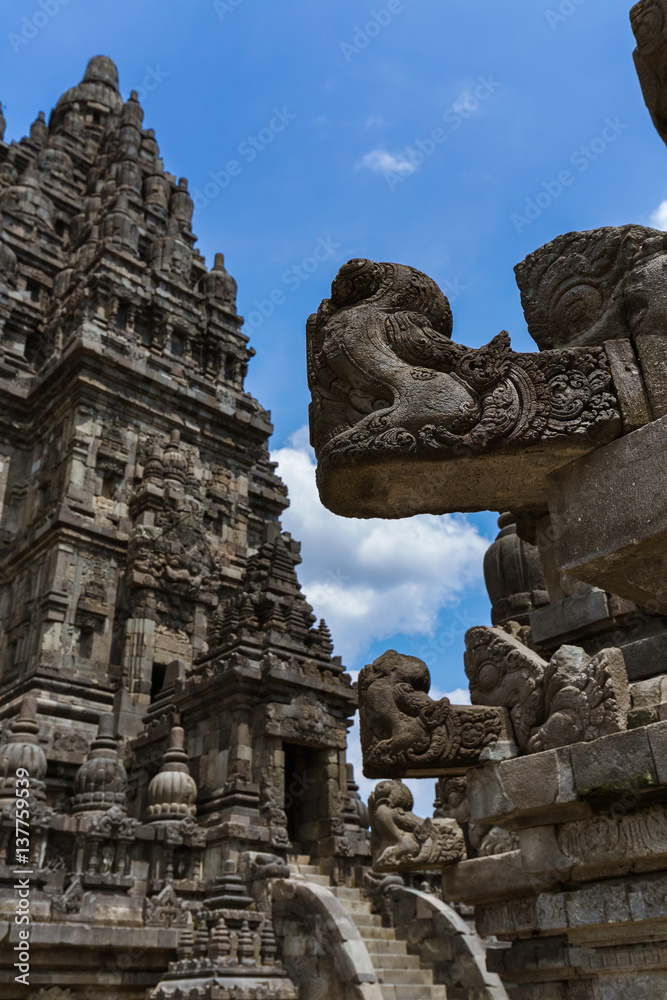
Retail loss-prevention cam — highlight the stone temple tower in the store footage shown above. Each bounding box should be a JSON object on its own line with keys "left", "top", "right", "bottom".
{"left": 0, "top": 56, "right": 371, "bottom": 998}
{"left": 0, "top": 57, "right": 502, "bottom": 1000}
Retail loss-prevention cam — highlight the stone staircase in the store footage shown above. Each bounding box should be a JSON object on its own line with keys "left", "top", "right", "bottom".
{"left": 289, "top": 857, "right": 448, "bottom": 1000}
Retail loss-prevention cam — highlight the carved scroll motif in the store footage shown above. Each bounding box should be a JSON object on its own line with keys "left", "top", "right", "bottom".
{"left": 464, "top": 626, "right": 630, "bottom": 753}
{"left": 368, "top": 780, "right": 466, "bottom": 871}
{"left": 358, "top": 649, "right": 512, "bottom": 778}
{"left": 306, "top": 258, "right": 623, "bottom": 517}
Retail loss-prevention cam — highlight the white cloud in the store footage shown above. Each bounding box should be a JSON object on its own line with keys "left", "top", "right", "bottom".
{"left": 272, "top": 427, "right": 489, "bottom": 665}
{"left": 651, "top": 200, "right": 667, "bottom": 230}
{"left": 356, "top": 148, "right": 415, "bottom": 175}
{"left": 365, "top": 115, "right": 386, "bottom": 130}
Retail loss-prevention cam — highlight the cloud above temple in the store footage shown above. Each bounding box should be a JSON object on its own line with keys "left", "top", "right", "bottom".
{"left": 356, "top": 148, "right": 416, "bottom": 175}
{"left": 272, "top": 426, "right": 489, "bottom": 667}
{"left": 650, "top": 199, "right": 667, "bottom": 230}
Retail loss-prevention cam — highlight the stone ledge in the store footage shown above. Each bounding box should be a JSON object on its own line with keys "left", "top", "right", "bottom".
{"left": 467, "top": 723, "right": 667, "bottom": 829}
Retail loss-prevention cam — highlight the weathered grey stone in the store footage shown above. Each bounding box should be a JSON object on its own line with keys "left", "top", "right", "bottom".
{"left": 647, "top": 720, "right": 667, "bottom": 784}
{"left": 441, "top": 851, "right": 554, "bottom": 904}
{"left": 529, "top": 589, "right": 613, "bottom": 648}
{"left": 368, "top": 779, "right": 466, "bottom": 871}
{"left": 358, "top": 649, "right": 512, "bottom": 778}
{"left": 467, "top": 748, "right": 588, "bottom": 829}
{"left": 484, "top": 512, "right": 550, "bottom": 627}
{"left": 547, "top": 414, "right": 667, "bottom": 612}
{"left": 465, "top": 626, "right": 629, "bottom": 754}
{"left": 570, "top": 727, "right": 657, "bottom": 794}
{"left": 308, "top": 259, "right": 624, "bottom": 519}
{"left": 619, "top": 630, "right": 667, "bottom": 681}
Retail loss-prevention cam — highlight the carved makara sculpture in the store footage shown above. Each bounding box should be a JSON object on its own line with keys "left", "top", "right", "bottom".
{"left": 368, "top": 779, "right": 466, "bottom": 871}
{"left": 307, "top": 257, "right": 630, "bottom": 519}
{"left": 358, "top": 649, "right": 513, "bottom": 778}
{"left": 465, "top": 625, "right": 630, "bottom": 753}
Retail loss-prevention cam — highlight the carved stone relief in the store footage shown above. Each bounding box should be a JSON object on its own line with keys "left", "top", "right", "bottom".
{"left": 368, "top": 779, "right": 466, "bottom": 871}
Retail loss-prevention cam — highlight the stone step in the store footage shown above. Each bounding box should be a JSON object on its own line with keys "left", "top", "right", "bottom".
{"left": 358, "top": 924, "right": 402, "bottom": 940}
{"left": 370, "top": 953, "right": 422, "bottom": 971}
{"left": 350, "top": 912, "right": 383, "bottom": 929}
{"left": 334, "top": 897, "right": 373, "bottom": 914}
{"left": 377, "top": 968, "right": 434, "bottom": 985}
{"left": 329, "top": 886, "right": 364, "bottom": 900}
{"left": 285, "top": 860, "right": 443, "bottom": 999}
{"left": 388, "top": 987, "right": 448, "bottom": 1000}
{"left": 365, "top": 938, "right": 410, "bottom": 956}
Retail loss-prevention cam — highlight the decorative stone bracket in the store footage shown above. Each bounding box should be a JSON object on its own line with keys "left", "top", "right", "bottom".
{"left": 358, "top": 649, "right": 514, "bottom": 779}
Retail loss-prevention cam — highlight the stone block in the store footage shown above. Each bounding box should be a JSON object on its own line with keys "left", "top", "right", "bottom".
{"left": 529, "top": 588, "right": 613, "bottom": 648}
{"left": 621, "top": 631, "right": 667, "bottom": 681}
{"left": 467, "top": 763, "right": 513, "bottom": 825}
{"left": 647, "top": 721, "right": 667, "bottom": 785}
{"left": 570, "top": 727, "right": 657, "bottom": 794}
{"left": 441, "top": 851, "right": 554, "bottom": 905}
{"left": 518, "top": 826, "right": 572, "bottom": 877}
{"left": 498, "top": 748, "right": 576, "bottom": 812}
{"left": 468, "top": 747, "right": 587, "bottom": 828}
{"left": 547, "top": 414, "right": 667, "bottom": 612}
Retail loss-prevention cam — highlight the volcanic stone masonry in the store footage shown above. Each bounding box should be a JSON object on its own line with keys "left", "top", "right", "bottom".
{"left": 309, "top": 1, "right": 667, "bottom": 997}
{"left": 0, "top": 54, "right": 506, "bottom": 1000}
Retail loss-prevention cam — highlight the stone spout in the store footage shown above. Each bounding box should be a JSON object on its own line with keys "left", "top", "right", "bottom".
{"left": 306, "top": 258, "right": 635, "bottom": 519}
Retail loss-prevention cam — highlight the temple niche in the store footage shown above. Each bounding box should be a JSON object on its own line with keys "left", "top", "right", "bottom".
{"left": 307, "top": 1, "right": 667, "bottom": 997}
{"left": 0, "top": 55, "right": 507, "bottom": 1000}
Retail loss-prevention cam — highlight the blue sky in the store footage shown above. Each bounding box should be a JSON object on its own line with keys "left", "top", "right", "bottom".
{"left": 2, "top": 0, "right": 665, "bottom": 810}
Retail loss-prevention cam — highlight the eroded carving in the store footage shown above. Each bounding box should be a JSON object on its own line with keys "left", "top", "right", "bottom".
{"left": 144, "top": 882, "right": 191, "bottom": 928}
{"left": 368, "top": 779, "right": 466, "bottom": 871}
{"left": 358, "top": 649, "right": 511, "bottom": 778}
{"left": 464, "top": 625, "right": 629, "bottom": 752}
{"left": 307, "top": 258, "right": 622, "bottom": 517}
